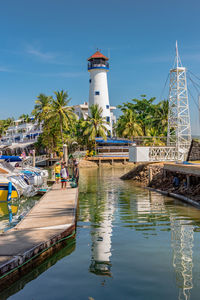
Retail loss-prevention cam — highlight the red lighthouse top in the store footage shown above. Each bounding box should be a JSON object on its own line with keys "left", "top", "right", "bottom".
{"left": 88, "top": 51, "right": 109, "bottom": 61}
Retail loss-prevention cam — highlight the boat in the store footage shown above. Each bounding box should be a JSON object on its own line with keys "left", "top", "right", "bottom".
{"left": 0, "top": 158, "right": 48, "bottom": 197}
{"left": 0, "top": 176, "right": 20, "bottom": 201}
{"left": 0, "top": 179, "right": 19, "bottom": 223}
{"left": 0, "top": 202, "right": 18, "bottom": 219}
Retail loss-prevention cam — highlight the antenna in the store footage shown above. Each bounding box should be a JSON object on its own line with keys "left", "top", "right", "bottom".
{"left": 176, "top": 40, "right": 179, "bottom": 68}
{"left": 174, "top": 41, "right": 182, "bottom": 68}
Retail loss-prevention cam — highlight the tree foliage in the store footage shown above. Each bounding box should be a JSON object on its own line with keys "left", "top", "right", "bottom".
{"left": 116, "top": 95, "right": 168, "bottom": 143}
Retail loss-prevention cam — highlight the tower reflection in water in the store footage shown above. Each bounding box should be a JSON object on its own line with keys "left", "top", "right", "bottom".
{"left": 149, "top": 192, "right": 194, "bottom": 300}
{"left": 80, "top": 169, "right": 195, "bottom": 296}
{"left": 89, "top": 189, "right": 115, "bottom": 277}
{"left": 171, "top": 217, "right": 194, "bottom": 300}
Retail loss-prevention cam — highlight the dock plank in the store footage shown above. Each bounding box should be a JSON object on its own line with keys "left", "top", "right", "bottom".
{"left": 0, "top": 184, "right": 78, "bottom": 287}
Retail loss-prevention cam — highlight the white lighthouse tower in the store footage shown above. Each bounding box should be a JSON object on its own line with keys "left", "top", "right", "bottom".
{"left": 88, "top": 50, "right": 112, "bottom": 135}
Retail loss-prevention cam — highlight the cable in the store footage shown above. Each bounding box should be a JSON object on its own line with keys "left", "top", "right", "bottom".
{"left": 188, "top": 70, "right": 200, "bottom": 82}
{"left": 187, "top": 74, "right": 200, "bottom": 108}
{"left": 159, "top": 73, "right": 170, "bottom": 102}
{"left": 188, "top": 73, "right": 200, "bottom": 91}
{"left": 188, "top": 87, "right": 199, "bottom": 109}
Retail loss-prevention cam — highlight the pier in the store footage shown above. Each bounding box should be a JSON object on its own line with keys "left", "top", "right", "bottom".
{"left": 0, "top": 184, "right": 78, "bottom": 291}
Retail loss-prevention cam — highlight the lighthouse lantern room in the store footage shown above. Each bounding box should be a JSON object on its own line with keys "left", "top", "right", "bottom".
{"left": 88, "top": 50, "right": 112, "bottom": 135}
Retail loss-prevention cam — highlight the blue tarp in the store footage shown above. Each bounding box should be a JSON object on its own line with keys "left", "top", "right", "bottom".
{"left": 95, "top": 138, "right": 133, "bottom": 144}
{"left": 0, "top": 155, "right": 22, "bottom": 162}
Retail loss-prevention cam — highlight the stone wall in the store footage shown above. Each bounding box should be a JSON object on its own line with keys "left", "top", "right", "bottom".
{"left": 187, "top": 139, "right": 200, "bottom": 161}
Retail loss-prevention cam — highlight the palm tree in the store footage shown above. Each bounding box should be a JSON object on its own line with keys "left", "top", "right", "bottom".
{"left": 82, "top": 104, "right": 108, "bottom": 150}
{"left": 32, "top": 93, "right": 52, "bottom": 124}
{"left": 116, "top": 109, "right": 143, "bottom": 140}
{"left": 0, "top": 118, "right": 14, "bottom": 137}
{"left": 49, "top": 90, "right": 76, "bottom": 145}
{"left": 145, "top": 127, "right": 165, "bottom": 146}
{"left": 151, "top": 100, "right": 169, "bottom": 135}
{"left": 19, "top": 114, "right": 31, "bottom": 123}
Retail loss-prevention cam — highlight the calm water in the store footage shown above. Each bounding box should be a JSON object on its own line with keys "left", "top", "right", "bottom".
{"left": 2, "top": 168, "right": 200, "bottom": 300}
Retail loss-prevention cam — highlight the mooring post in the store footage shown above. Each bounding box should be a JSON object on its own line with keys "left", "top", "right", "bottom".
{"left": 186, "top": 175, "right": 190, "bottom": 189}
{"left": 32, "top": 149, "right": 35, "bottom": 167}
{"left": 63, "top": 144, "right": 68, "bottom": 166}
{"left": 148, "top": 167, "right": 153, "bottom": 184}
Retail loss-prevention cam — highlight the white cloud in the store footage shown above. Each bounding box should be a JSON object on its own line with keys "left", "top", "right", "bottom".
{"left": 40, "top": 72, "right": 84, "bottom": 78}
{"left": 26, "top": 45, "right": 55, "bottom": 61}
{"left": 0, "top": 66, "right": 13, "bottom": 72}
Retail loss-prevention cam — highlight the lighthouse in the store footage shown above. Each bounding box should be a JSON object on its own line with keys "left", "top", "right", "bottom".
{"left": 88, "top": 50, "right": 112, "bottom": 135}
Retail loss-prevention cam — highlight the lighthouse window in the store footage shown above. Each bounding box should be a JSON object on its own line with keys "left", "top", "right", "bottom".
{"left": 95, "top": 91, "right": 100, "bottom": 95}
{"left": 89, "top": 79, "right": 91, "bottom": 83}
{"left": 106, "top": 105, "right": 109, "bottom": 109}
{"left": 106, "top": 116, "right": 110, "bottom": 122}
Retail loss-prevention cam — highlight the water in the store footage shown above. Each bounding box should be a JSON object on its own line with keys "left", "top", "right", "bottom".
{"left": 2, "top": 168, "right": 200, "bottom": 300}
{"left": 0, "top": 195, "right": 41, "bottom": 232}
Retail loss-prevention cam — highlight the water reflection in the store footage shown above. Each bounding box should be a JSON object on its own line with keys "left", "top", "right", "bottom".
{"left": 79, "top": 168, "right": 198, "bottom": 298}
{"left": 90, "top": 190, "right": 115, "bottom": 277}
{"left": 171, "top": 218, "right": 194, "bottom": 300}
{"left": 2, "top": 168, "right": 200, "bottom": 300}
{"left": 0, "top": 238, "right": 76, "bottom": 300}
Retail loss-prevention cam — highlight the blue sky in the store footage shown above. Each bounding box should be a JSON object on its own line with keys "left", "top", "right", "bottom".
{"left": 1, "top": 0, "right": 200, "bottom": 134}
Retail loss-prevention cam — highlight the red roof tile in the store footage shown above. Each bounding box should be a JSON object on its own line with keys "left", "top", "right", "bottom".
{"left": 88, "top": 51, "right": 109, "bottom": 61}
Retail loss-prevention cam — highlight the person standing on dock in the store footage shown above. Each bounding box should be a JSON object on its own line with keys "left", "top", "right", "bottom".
{"left": 54, "top": 162, "right": 61, "bottom": 184}
{"left": 60, "top": 163, "right": 69, "bottom": 190}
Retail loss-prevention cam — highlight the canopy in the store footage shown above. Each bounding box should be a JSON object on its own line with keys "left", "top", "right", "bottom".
{"left": 0, "top": 155, "right": 22, "bottom": 162}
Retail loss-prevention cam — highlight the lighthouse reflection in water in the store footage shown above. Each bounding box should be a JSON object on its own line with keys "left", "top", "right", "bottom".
{"left": 83, "top": 169, "right": 195, "bottom": 297}
{"left": 90, "top": 189, "right": 115, "bottom": 277}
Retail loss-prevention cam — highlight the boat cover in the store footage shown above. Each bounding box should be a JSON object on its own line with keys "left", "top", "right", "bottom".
{"left": 0, "top": 155, "right": 22, "bottom": 162}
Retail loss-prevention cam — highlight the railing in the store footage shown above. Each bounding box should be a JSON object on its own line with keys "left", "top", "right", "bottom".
{"left": 23, "top": 155, "right": 48, "bottom": 166}
{"left": 149, "top": 147, "right": 183, "bottom": 161}
{"left": 88, "top": 62, "right": 109, "bottom": 70}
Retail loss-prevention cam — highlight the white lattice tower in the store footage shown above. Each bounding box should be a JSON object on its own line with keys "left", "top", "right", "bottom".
{"left": 167, "top": 42, "right": 191, "bottom": 159}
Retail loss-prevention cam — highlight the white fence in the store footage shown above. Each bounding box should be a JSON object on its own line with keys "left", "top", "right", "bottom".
{"left": 129, "top": 146, "right": 185, "bottom": 162}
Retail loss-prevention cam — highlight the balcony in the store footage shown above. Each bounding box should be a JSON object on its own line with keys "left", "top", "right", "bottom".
{"left": 88, "top": 61, "right": 109, "bottom": 70}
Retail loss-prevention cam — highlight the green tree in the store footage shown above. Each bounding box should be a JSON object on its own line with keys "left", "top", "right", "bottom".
{"left": 82, "top": 104, "right": 108, "bottom": 150}
{"left": 117, "top": 96, "right": 169, "bottom": 144}
{"left": 48, "top": 90, "right": 76, "bottom": 145}
{"left": 116, "top": 109, "right": 143, "bottom": 140}
{"left": 19, "top": 114, "right": 31, "bottom": 123}
{"left": 32, "top": 93, "right": 51, "bottom": 124}
{"left": 0, "top": 118, "right": 14, "bottom": 137}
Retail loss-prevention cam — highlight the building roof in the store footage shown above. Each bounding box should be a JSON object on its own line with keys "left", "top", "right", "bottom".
{"left": 88, "top": 51, "right": 109, "bottom": 61}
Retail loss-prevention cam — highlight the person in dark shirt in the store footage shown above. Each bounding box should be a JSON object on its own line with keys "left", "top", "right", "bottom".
{"left": 74, "top": 162, "right": 79, "bottom": 185}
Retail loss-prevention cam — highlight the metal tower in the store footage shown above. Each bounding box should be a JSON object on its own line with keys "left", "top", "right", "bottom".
{"left": 167, "top": 42, "right": 191, "bottom": 159}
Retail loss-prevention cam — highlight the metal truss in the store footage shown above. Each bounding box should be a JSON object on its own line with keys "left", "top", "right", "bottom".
{"left": 167, "top": 42, "right": 191, "bottom": 160}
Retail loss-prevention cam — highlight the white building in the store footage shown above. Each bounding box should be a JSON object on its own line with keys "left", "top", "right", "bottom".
{"left": 73, "top": 102, "right": 116, "bottom": 127}
{"left": 87, "top": 51, "right": 113, "bottom": 135}
{"left": 0, "top": 119, "right": 42, "bottom": 146}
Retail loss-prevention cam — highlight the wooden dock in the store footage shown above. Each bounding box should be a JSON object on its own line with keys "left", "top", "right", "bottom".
{"left": 0, "top": 184, "right": 78, "bottom": 290}
{"left": 87, "top": 156, "right": 129, "bottom": 165}
{"left": 164, "top": 162, "right": 200, "bottom": 176}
